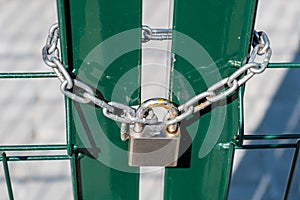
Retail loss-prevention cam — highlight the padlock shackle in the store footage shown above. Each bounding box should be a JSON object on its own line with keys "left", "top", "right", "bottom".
{"left": 136, "top": 98, "right": 178, "bottom": 120}
{"left": 134, "top": 98, "right": 179, "bottom": 134}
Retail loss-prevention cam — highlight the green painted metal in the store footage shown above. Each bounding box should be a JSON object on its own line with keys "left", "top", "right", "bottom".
{"left": 237, "top": 79, "right": 300, "bottom": 149}
{"left": 0, "top": 1, "right": 299, "bottom": 199}
{"left": 1, "top": 152, "right": 14, "bottom": 200}
{"left": 229, "top": 62, "right": 300, "bottom": 69}
{"left": 57, "top": 0, "right": 141, "bottom": 199}
{"left": 243, "top": 134, "right": 300, "bottom": 140}
{"left": 269, "top": 62, "right": 300, "bottom": 68}
{"left": 165, "top": 1, "right": 259, "bottom": 199}
{"left": 237, "top": 87, "right": 245, "bottom": 147}
{"left": 0, "top": 155, "right": 70, "bottom": 161}
{"left": 70, "top": 153, "right": 80, "bottom": 200}
{"left": 66, "top": 98, "right": 74, "bottom": 156}
{"left": 0, "top": 72, "right": 56, "bottom": 79}
{"left": 237, "top": 143, "right": 298, "bottom": 149}
{"left": 50, "top": 0, "right": 300, "bottom": 199}
{"left": 0, "top": 144, "right": 67, "bottom": 151}
{"left": 284, "top": 140, "right": 300, "bottom": 200}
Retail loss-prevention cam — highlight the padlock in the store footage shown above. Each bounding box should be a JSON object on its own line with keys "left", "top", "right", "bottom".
{"left": 128, "top": 98, "right": 180, "bottom": 167}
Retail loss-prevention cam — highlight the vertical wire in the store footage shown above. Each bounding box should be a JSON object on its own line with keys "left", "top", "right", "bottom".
{"left": 283, "top": 140, "right": 300, "bottom": 200}
{"left": 70, "top": 153, "right": 80, "bottom": 200}
{"left": 1, "top": 152, "right": 14, "bottom": 200}
{"left": 238, "top": 86, "right": 245, "bottom": 147}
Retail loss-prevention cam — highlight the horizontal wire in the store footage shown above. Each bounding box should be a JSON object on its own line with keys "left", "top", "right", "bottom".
{"left": 0, "top": 72, "right": 57, "bottom": 79}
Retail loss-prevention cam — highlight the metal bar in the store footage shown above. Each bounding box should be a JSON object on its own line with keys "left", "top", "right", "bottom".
{"left": 237, "top": 87, "right": 245, "bottom": 147}
{"left": 166, "top": 0, "right": 258, "bottom": 199}
{"left": 237, "top": 143, "right": 297, "bottom": 149}
{"left": 228, "top": 62, "right": 300, "bottom": 69}
{"left": 70, "top": 153, "right": 79, "bottom": 200}
{"left": 243, "top": 134, "right": 300, "bottom": 140}
{"left": 66, "top": 98, "right": 73, "bottom": 156}
{"left": 227, "top": 60, "right": 242, "bottom": 68}
{"left": 57, "top": 0, "right": 142, "bottom": 199}
{"left": 268, "top": 63, "right": 300, "bottom": 68}
{"left": 0, "top": 144, "right": 67, "bottom": 151}
{"left": 0, "top": 72, "right": 57, "bottom": 79}
{"left": 0, "top": 155, "right": 70, "bottom": 161}
{"left": 1, "top": 152, "right": 14, "bottom": 200}
{"left": 284, "top": 140, "right": 300, "bottom": 200}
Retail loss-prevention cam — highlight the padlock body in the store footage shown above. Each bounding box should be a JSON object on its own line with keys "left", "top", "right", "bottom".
{"left": 128, "top": 125, "right": 180, "bottom": 167}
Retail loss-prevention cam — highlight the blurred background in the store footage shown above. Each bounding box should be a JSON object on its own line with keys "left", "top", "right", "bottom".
{"left": 0, "top": 0, "right": 299, "bottom": 199}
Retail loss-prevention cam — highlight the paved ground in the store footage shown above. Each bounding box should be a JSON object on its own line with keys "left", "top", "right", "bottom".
{"left": 0, "top": 0, "right": 299, "bottom": 200}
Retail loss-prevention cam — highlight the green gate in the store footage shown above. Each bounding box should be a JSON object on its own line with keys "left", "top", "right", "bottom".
{"left": 0, "top": 0, "right": 300, "bottom": 200}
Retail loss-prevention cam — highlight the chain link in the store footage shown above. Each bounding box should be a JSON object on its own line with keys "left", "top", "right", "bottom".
{"left": 142, "top": 25, "right": 172, "bottom": 43}
{"left": 174, "top": 31, "right": 272, "bottom": 124}
{"left": 42, "top": 23, "right": 59, "bottom": 68}
{"left": 43, "top": 24, "right": 272, "bottom": 128}
{"left": 43, "top": 24, "right": 113, "bottom": 113}
{"left": 60, "top": 80, "right": 93, "bottom": 104}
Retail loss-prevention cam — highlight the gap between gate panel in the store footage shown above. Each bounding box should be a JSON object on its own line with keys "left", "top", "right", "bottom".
{"left": 139, "top": 0, "right": 174, "bottom": 199}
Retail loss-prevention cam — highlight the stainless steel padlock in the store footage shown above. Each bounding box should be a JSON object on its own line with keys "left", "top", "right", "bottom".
{"left": 128, "top": 98, "right": 180, "bottom": 167}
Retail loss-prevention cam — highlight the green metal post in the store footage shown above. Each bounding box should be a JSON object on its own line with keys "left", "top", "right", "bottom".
{"left": 164, "top": 1, "right": 259, "bottom": 199}
{"left": 57, "top": 0, "right": 141, "bottom": 199}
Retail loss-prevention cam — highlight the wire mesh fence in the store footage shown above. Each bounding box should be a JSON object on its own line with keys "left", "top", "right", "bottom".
{"left": 0, "top": 0, "right": 299, "bottom": 200}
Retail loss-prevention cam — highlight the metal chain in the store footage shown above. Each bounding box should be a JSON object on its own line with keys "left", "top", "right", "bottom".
{"left": 142, "top": 25, "right": 172, "bottom": 43}
{"left": 167, "top": 31, "right": 272, "bottom": 125}
{"left": 43, "top": 24, "right": 272, "bottom": 127}
{"left": 42, "top": 24, "right": 160, "bottom": 125}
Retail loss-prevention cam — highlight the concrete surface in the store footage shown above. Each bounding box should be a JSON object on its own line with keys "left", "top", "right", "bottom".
{"left": 0, "top": 0, "right": 299, "bottom": 199}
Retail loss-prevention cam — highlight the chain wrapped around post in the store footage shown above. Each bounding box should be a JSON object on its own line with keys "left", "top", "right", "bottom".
{"left": 42, "top": 24, "right": 272, "bottom": 128}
